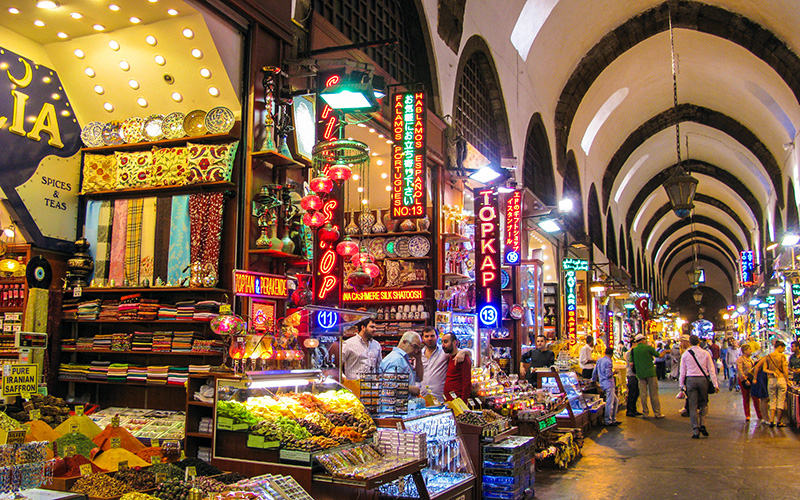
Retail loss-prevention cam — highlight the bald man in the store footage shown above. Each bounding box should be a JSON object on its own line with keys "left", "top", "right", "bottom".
{"left": 380, "top": 331, "right": 423, "bottom": 396}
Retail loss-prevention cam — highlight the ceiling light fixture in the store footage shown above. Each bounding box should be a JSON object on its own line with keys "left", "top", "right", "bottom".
{"left": 781, "top": 233, "right": 800, "bottom": 246}
{"left": 70, "top": 12, "right": 82, "bottom": 19}
{"left": 109, "top": 4, "right": 120, "bottom": 11}
{"left": 199, "top": 68, "right": 211, "bottom": 78}
{"left": 33, "top": 20, "right": 45, "bottom": 27}
{"left": 93, "top": 24, "right": 105, "bottom": 31}
{"left": 191, "top": 49, "right": 202, "bottom": 59}
{"left": 93, "top": 85, "right": 104, "bottom": 94}
{"left": 73, "top": 49, "right": 85, "bottom": 58}
{"left": 56, "top": 32, "right": 68, "bottom": 39}
{"left": 118, "top": 61, "right": 130, "bottom": 71}
{"left": 154, "top": 55, "right": 166, "bottom": 65}
{"left": 208, "top": 86, "right": 219, "bottom": 97}
{"left": 128, "top": 79, "right": 139, "bottom": 89}
{"left": 84, "top": 67, "right": 95, "bottom": 77}
{"left": 137, "top": 97, "right": 148, "bottom": 107}
{"left": 171, "top": 92, "right": 182, "bottom": 102}
{"left": 109, "top": 40, "right": 120, "bottom": 51}
{"left": 182, "top": 28, "right": 194, "bottom": 39}
{"left": 129, "top": 16, "right": 141, "bottom": 24}
{"left": 36, "top": 1, "right": 59, "bottom": 9}
{"left": 167, "top": 9, "right": 178, "bottom": 15}
{"left": 103, "top": 102, "right": 114, "bottom": 112}
{"left": 145, "top": 35, "right": 157, "bottom": 46}
{"left": 8, "top": 8, "right": 20, "bottom": 14}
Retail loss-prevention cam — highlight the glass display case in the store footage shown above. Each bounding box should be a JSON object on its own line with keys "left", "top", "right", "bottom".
{"left": 436, "top": 312, "right": 490, "bottom": 366}
{"left": 379, "top": 409, "right": 475, "bottom": 500}
{"left": 535, "top": 370, "right": 596, "bottom": 430}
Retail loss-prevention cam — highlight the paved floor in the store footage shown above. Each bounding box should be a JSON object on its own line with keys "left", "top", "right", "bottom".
{"left": 533, "top": 379, "right": 800, "bottom": 499}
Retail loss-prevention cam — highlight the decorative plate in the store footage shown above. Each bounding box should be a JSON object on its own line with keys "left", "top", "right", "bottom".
{"left": 142, "top": 114, "right": 165, "bottom": 141}
{"left": 395, "top": 236, "right": 411, "bottom": 258}
{"left": 121, "top": 117, "right": 145, "bottom": 144}
{"left": 81, "top": 121, "right": 105, "bottom": 147}
{"left": 501, "top": 269, "right": 511, "bottom": 289}
{"left": 101, "top": 121, "right": 124, "bottom": 146}
{"left": 383, "top": 238, "right": 397, "bottom": 258}
{"left": 183, "top": 109, "right": 208, "bottom": 136}
{"left": 408, "top": 235, "right": 430, "bottom": 257}
{"left": 369, "top": 237, "right": 386, "bottom": 260}
{"left": 204, "top": 106, "right": 235, "bottom": 134}
{"left": 509, "top": 304, "right": 525, "bottom": 320}
{"left": 162, "top": 112, "right": 186, "bottom": 139}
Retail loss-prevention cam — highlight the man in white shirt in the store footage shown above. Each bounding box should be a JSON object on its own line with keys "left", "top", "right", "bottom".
{"left": 420, "top": 326, "right": 468, "bottom": 403}
{"left": 340, "top": 318, "right": 381, "bottom": 380}
{"left": 679, "top": 334, "right": 719, "bottom": 439}
{"left": 579, "top": 334, "right": 596, "bottom": 379}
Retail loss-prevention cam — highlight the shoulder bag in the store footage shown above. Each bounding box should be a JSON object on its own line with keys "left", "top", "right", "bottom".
{"left": 688, "top": 349, "right": 717, "bottom": 394}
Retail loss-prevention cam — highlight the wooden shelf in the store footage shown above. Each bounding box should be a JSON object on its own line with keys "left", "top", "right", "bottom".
{"left": 250, "top": 150, "right": 310, "bottom": 169}
{"left": 184, "top": 431, "right": 213, "bottom": 438}
{"left": 188, "top": 401, "right": 214, "bottom": 407}
{"left": 81, "top": 127, "right": 240, "bottom": 153}
{"left": 62, "top": 348, "right": 222, "bottom": 356}
{"left": 355, "top": 230, "right": 431, "bottom": 239}
{"left": 441, "top": 233, "right": 470, "bottom": 242}
{"left": 66, "top": 287, "right": 228, "bottom": 294}
{"left": 0, "top": 307, "right": 23, "bottom": 313}
{"left": 0, "top": 353, "right": 19, "bottom": 358}
{"left": 58, "top": 378, "right": 187, "bottom": 388}
{"left": 83, "top": 181, "right": 236, "bottom": 200}
{"left": 442, "top": 273, "right": 472, "bottom": 282}
{"left": 0, "top": 278, "right": 25, "bottom": 284}
{"left": 63, "top": 318, "right": 213, "bottom": 324}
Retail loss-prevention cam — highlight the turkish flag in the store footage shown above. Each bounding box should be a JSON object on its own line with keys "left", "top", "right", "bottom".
{"left": 635, "top": 297, "right": 650, "bottom": 321}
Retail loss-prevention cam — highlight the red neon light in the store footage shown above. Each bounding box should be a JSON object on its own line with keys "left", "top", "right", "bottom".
{"left": 325, "top": 75, "right": 340, "bottom": 87}
{"left": 391, "top": 92, "right": 426, "bottom": 219}
{"left": 322, "top": 199, "right": 338, "bottom": 223}
{"left": 343, "top": 288, "right": 425, "bottom": 302}
{"left": 319, "top": 249, "right": 336, "bottom": 275}
{"left": 318, "top": 275, "right": 337, "bottom": 299}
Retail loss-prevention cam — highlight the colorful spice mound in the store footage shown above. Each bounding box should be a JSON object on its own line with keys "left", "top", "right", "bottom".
{"left": 94, "top": 424, "right": 146, "bottom": 452}
{"left": 55, "top": 415, "right": 102, "bottom": 440}
{"left": 55, "top": 455, "right": 107, "bottom": 477}
{"left": 93, "top": 448, "right": 151, "bottom": 471}
{"left": 115, "top": 466, "right": 157, "bottom": 490}
{"left": 172, "top": 458, "right": 221, "bottom": 477}
{"left": 136, "top": 446, "right": 164, "bottom": 464}
{"left": 25, "top": 419, "right": 62, "bottom": 443}
{"left": 54, "top": 432, "right": 97, "bottom": 459}
{"left": 149, "top": 463, "right": 184, "bottom": 481}
{"left": 70, "top": 472, "right": 133, "bottom": 497}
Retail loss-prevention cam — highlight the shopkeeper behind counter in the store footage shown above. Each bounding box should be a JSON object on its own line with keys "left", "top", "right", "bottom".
{"left": 341, "top": 318, "right": 382, "bottom": 379}
{"left": 520, "top": 335, "right": 556, "bottom": 384}
{"left": 379, "top": 331, "right": 424, "bottom": 396}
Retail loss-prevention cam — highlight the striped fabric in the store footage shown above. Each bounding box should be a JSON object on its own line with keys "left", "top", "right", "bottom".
{"left": 108, "top": 199, "right": 128, "bottom": 286}
{"left": 95, "top": 200, "right": 115, "bottom": 286}
{"left": 138, "top": 197, "right": 157, "bottom": 285}
{"left": 168, "top": 195, "right": 191, "bottom": 285}
{"left": 125, "top": 198, "right": 144, "bottom": 285}
{"left": 83, "top": 200, "right": 102, "bottom": 283}
{"left": 153, "top": 197, "right": 172, "bottom": 283}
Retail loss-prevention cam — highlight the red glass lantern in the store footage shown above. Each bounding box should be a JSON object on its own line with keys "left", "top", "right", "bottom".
{"left": 363, "top": 262, "right": 380, "bottom": 280}
{"left": 328, "top": 164, "right": 353, "bottom": 182}
{"left": 352, "top": 252, "right": 375, "bottom": 265}
{"left": 302, "top": 211, "right": 326, "bottom": 228}
{"left": 318, "top": 223, "right": 340, "bottom": 245}
{"left": 310, "top": 176, "right": 334, "bottom": 194}
{"left": 336, "top": 236, "right": 359, "bottom": 259}
{"left": 347, "top": 262, "right": 373, "bottom": 292}
{"left": 300, "top": 194, "right": 323, "bottom": 211}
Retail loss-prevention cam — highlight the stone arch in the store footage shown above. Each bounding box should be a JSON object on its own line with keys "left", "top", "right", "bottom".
{"left": 627, "top": 227, "right": 635, "bottom": 276}
{"left": 606, "top": 213, "right": 618, "bottom": 265}
{"left": 523, "top": 113, "right": 557, "bottom": 205}
{"left": 562, "top": 151, "right": 584, "bottom": 237}
{"left": 787, "top": 178, "right": 799, "bottom": 232}
{"left": 658, "top": 237, "right": 737, "bottom": 275}
{"left": 588, "top": 184, "right": 603, "bottom": 252}
{"left": 618, "top": 228, "right": 627, "bottom": 270}
{"left": 666, "top": 255, "right": 736, "bottom": 290}
{"left": 652, "top": 216, "right": 745, "bottom": 257}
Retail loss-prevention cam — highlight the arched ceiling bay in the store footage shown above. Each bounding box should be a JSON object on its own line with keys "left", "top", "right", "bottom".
{"left": 652, "top": 224, "right": 740, "bottom": 267}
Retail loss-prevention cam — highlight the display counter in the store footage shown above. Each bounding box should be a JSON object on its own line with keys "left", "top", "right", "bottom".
{"left": 536, "top": 371, "right": 604, "bottom": 431}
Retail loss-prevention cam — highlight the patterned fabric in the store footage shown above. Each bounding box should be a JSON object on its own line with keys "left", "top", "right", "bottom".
{"left": 139, "top": 197, "right": 157, "bottom": 285}
{"left": 24, "top": 288, "right": 49, "bottom": 333}
{"left": 108, "top": 199, "right": 128, "bottom": 286}
{"left": 95, "top": 200, "right": 115, "bottom": 286}
{"left": 125, "top": 198, "right": 144, "bottom": 285}
{"left": 115, "top": 151, "right": 154, "bottom": 189}
{"left": 153, "top": 197, "right": 172, "bottom": 283}
{"left": 84, "top": 200, "right": 102, "bottom": 283}
{"left": 189, "top": 192, "right": 224, "bottom": 277}
{"left": 82, "top": 154, "right": 117, "bottom": 193}
{"left": 185, "top": 141, "right": 238, "bottom": 184}
{"left": 168, "top": 195, "right": 191, "bottom": 285}
{"left": 152, "top": 147, "right": 189, "bottom": 186}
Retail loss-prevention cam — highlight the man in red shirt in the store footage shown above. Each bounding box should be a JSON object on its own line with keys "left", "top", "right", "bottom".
{"left": 442, "top": 333, "right": 473, "bottom": 401}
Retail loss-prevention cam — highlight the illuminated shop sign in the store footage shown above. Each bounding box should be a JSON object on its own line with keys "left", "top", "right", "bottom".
{"left": 475, "top": 187, "right": 501, "bottom": 328}
{"left": 233, "top": 270, "right": 288, "bottom": 299}
{"left": 312, "top": 71, "right": 345, "bottom": 307}
{"left": 740, "top": 250, "right": 754, "bottom": 287}
{"left": 504, "top": 190, "right": 522, "bottom": 266}
{"left": 792, "top": 284, "right": 800, "bottom": 333}
{"left": 316, "top": 310, "right": 339, "bottom": 330}
{"left": 342, "top": 288, "right": 425, "bottom": 302}
{"left": 391, "top": 92, "right": 426, "bottom": 219}
{"left": 766, "top": 295, "right": 776, "bottom": 329}
{"left": 0, "top": 46, "right": 82, "bottom": 251}
{"left": 250, "top": 300, "right": 276, "bottom": 333}
{"left": 563, "top": 259, "right": 588, "bottom": 345}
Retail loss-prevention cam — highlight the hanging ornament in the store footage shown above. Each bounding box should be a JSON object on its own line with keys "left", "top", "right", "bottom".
{"left": 291, "top": 274, "right": 313, "bottom": 307}
{"left": 300, "top": 194, "right": 323, "bottom": 212}
{"left": 310, "top": 176, "right": 334, "bottom": 194}
{"left": 336, "top": 236, "right": 360, "bottom": 259}
{"left": 302, "top": 211, "right": 326, "bottom": 228}
{"left": 352, "top": 252, "right": 375, "bottom": 266}
{"left": 328, "top": 163, "right": 353, "bottom": 182}
{"left": 347, "top": 261, "right": 373, "bottom": 292}
{"left": 318, "top": 223, "right": 340, "bottom": 246}
{"left": 362, "top": 262, "right": 381, "bottom": 280}
{"left": 210, "top": 309, "right": 246, "bottom": 336}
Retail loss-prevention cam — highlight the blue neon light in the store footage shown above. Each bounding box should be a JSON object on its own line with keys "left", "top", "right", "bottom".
{"left": 505, "top": 251, "right": 520, "bottom": 264}
{"left": 479, "top": 306, "right": 498, "bottom": 326}
{"left": 317, "top": 310, "right": 339, "bottom": 329}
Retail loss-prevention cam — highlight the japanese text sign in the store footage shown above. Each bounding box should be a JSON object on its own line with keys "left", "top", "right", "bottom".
{"left": 391, "top": 92, "right": 426, "bottom": 219}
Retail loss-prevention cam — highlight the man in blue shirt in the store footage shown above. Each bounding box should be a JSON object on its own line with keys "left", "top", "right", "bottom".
{"left": 380, "top": 331, "right": 423, "bottom": 397}
{"left": 592, "top": 347, "right": 620, "bottom": 426}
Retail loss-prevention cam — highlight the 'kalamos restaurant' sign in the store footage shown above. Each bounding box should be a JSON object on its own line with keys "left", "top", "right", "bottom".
{"left": 1, "top": 47, "right": 81, "bottom": 250}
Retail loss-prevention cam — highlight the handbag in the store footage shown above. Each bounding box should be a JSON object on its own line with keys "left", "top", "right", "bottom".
{"left": 750, "top": 370, "right": 768, "bottom": 399}
{"left": 688, "top": 349, "right": 717, "bottom": 394}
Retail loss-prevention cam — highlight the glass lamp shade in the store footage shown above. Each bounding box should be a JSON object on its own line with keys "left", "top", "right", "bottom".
{"left": 0, "top": 258, "right": 19, "bottom": 274}
{"left": 362, "top": 262, "right": 381, "bottom": 279}
{"left": 663, "top": 169, "right": 698, "bottom": 218}
{"left": 352, "top": 252, "right": 375, "bottom": 265}
{"left": 686, "top": 268, "right": 703, "bottom": 287}
{"left": 336, "top": 236, "right": 359, "bottom": 259}
{"left": 318, "top": 223, "right": 340, "bottom": 245}
{"left": 300, "top": 194, "right": 323, "bottom": 211}
{"left": 210, "top": 311, "right": 246, "bottom": 336}
{"left": 302, "top": 211, "right": 326, "bottom": 228}
{"left": 310, "top": 176, "right": 334, "bottom": 194}
{"left": 328, "top": 164, "right": 352, "bottom": 182}
{"left": 347, "top": 262, "right": 373, "bottom": 292}
{"left": 692, "top": 289, "right": 703, "bottom": 304}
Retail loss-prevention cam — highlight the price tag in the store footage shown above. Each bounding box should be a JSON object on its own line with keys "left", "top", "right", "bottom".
{"left": 216, "top": 417, "right": 233, "bottom": 430}
{"left": 79, "top": 463, "right": 92, "bottom": 476}
{"left": 20, "top": 392, "right": 31, "bottom": 401}
{"left": 118, "top": 461, "right": 129, "bottom": 470}
{"left": 247, "top": 434, "right": 265, "bottom": 449}
{"left": 151, "top": 438, "right": 159, "bottom": 448}
{"left": 111, "top": 415, "right": 120, "bottom": 428}
{"left": 220, "top": 304, "right": 231, "bottom": 314}
{"left": 65, "top": 444, "right": 77, "bottom": 457}
{"left": 7, "top": 430, "right": 25, "bottom": 444}
{"left": 180, "top": 450, "right": 186, "bottom": 460}
{"left": 29, "top": 409, "right": 41, "bottom": 420}
{"left": 110, "top": 437, "right": 121, "bottom": 449}
{"left": 151, "top": 455, "right": 161, "bottom": 464}
{"left": 156, "top": 473, "right": 167, "bottom": 483}
{"left": 70, "top": 423, "right": 80, "bottom": 434}
{"left": 73, "top": 286, "right": 82, "bottom": 298}
{"left": 75, "top": 405, "right": 85, "bottom": 416}
{"left": 186, "top": 466, "right": 197, "bottom": 480}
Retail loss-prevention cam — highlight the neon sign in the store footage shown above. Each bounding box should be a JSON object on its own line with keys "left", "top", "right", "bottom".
{"left": 233, "top": 270, "right": 288, "bottom": 299}
{"left": 391, "top": 92, "right": 426, "bottom": 219}
{"left": 342, "top": 288, "right": 425, "bottom": 302}
{"left": 475, "top": 187, "right": 501, "bottom": 328}
{"left": 740, "top": 250, "right": 754, "bottom": 287}
{"left": 504, "top": 190, "right": 522, "bottom": 266}
{"left": 563, "top": 259, "right": 588, "bottom": 345}
{"left": 792, "top": 284, "right": 800, "bottom": 334}
{"left": 316, "top": 310, "right": 339, "bottom": 330}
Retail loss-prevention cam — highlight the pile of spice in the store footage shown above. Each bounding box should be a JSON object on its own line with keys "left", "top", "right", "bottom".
{"left": 93, "top": 424, "right": 146, "bottom": 452}
{"left": 55, "top": 415, "right": 102, "bottom": 440}
{"left": 214, "top": 472, "right": 245, "bottom": 485}
{"left": 93, "top": 448, "right": 150, "bottom": 471}
{"left": 0, "top": 411, "right": 21, "bottom": 431}
{"left": 54, "top": 432, "right": 97, "bottom": 459}
{"left": 115, "top": 467, "right": 157, "bottom": 490}
{"left": 122, "top": 493, "right": 160, "bottom": 500}
{"left": 55, "top": 455, "right": 107, "bottom": 477}
{"left": 149, "top": 463, "right": 184, "bottom": 481}
{"left": 173, "top": 458, "right": 221, "bottom": 477}
{"left": 70, "top": 472, "right": 133, "bottom": 497}
{"left": 189, "top": 476, "right": 226, "bottom": 495}
{"left": 136, "top": 446, "right": 164, "bottom": 464}
{"left": 24, "top": 419, "right": 62, "bottom": 443}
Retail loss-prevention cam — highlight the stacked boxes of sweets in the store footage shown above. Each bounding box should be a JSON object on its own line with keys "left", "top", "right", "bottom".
{"left": 482, "top": 436, "right": 536, "bottom": 500}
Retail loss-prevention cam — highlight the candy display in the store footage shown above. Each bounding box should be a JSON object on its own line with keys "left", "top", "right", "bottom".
{"left": 216, "top": 401, "right": 260, "bottom": 428}
{"left": 70, "top": 472, "right": 133, "bottom": 497}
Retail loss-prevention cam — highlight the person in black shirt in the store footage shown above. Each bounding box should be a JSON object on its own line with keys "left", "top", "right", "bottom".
{"left": 520, "top": 335, "right": 556, "bottom": 383}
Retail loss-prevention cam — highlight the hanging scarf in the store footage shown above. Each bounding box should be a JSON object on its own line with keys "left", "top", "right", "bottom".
{"left": 125, "top": 198, "right": 144, "bottom": 285}
{"left": 108, "top": 199, "right": 128, "bottom": 286}
{"left": 168, "top": 195, "right": 191, "bottom": 285}
{"left": 95, "top": 200, "right": 115, "bottom": 286}
{"left": 189, "top": 192, "right": 224, "bottom": 277}
{"left": 83, "top": 199, "right": 101, "bottom": 283}
{"left": 153, "top": 196, "right": 172, "bottom": 284}
{"left": 138, "top": 197, "right": 157, "bottom": 285}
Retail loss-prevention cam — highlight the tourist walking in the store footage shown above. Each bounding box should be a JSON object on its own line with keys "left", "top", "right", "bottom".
{"left": 752, "top": 340, "right": 790, "bottom": 427}
{"left": 592, "top": 347, "right": 620, "bottom": 426}
{"left": 735, "top": 344, "right": 762, "bottom": 422}
{"left": 725, "top": 340, "right": 740, "bottom": 391}
{"left": 625, "top": 341, "right": 642, "bottom": 417}
{"left": 670, "top": 341, "right": 681, "bottom": 380}
{"left": 631, "top": 334, "right": 664, "bottom": 418}
{"left": 679, "top": 335, "right": 719, "bottom": 439}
